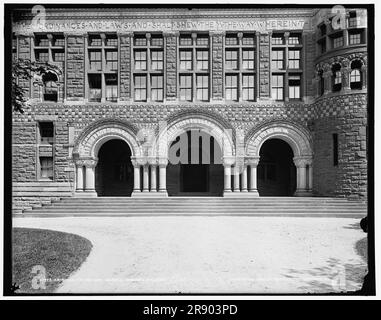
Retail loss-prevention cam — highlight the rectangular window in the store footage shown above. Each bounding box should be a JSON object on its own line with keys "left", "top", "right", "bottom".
{"left": 40, "top": 157, "right": 53, "bottom": 180}
{"left": 333, "top": 133, "right": 338, "bottom": 166}
{"left": 242, "top": 74, "right": 255, "bottom": 101}
{"left": 180, "top": 50, "right": 193, "bottom": 70}
{"left": 349, "top": 33, "right": 362, "bottom": 45}
{"left": 271, "top": 49, "right": 284, "bottom": 70}
{"left": 272, "top": 74, "right": 284, "bottom": 100}
{"left": 196, "top": 50, "right": 209, "bottom": 70}
{"left": 180, "top": 35, "right": 192, "bottom": 46}
{"left": 36, "top": 37, "right": 49, "bottom": 47}
{"left": 225, "top": 49, "right": 238, "bottom": 70}
{"left": 134, "top": 50, "right": 147, "bottom": 70}
{"left": 225, "top": 74, "right": 238, "bottom": 101}
{"left": 288, "top": 49, "right": 300, "bottom": 69}
{"left": 333, "top": 36, "right": 344, "bottom": 48}
{"left": 134, "top": 75, "right": 147, "bottom": 101}
{"left": 242, "top": 36, "right": 255, "bottom": 46}
{"left": 151, "top": 75, "right": 164, "bottom": 102}
{"left": 151, "top": 36, "right": 163, "bottom": 47}
{"left": 151, "top": 50, "right": 163, "bottom": 70}
{"left": 89, "top": 36, "right": 102, "bottom": 46}
{"left": 288, "top": 36, "right": 300, "bottom": 45}
{"left": 106, "top": 36, "right": 118, "bottom": 46}
{"left": 105, "top": 74, "right": 118, "bottom": 102}
{"left": 88, "top": 74, "right": 102, "bottom": 102}
{"left": 179, "top": 75, "right": 192, "bottom": 101}
{"left": 53, "top": 50, "right": 65, "bottom": 62}
{"left": 53, "top": 36, "right": 65, "bottom": 47}
{"left": 134, "top": 36, "right": 147, "bottom": 46}
{"left": 39, "top": 122, "right": 54, "bottom": 145}
{"left": 36, "top": 50, "right": 49, "bottom": 62}
{"left": 225, "top": 35, "right": 238, "bottom": 45}
{"left": 105, "top": 50, "right": 118, "bottom": 71}
{"left": 289, "top": 74, "right": 301, "bottom": 99}
{"left": 196, "top": 75, "right": 209, "bottom": 101}
{"left": 196, "top": 36, "right": 209, "bottom": 46}
{"left": 89, "top": 50, "right": 102, "bottom": 70}
{"left": 272, "top": 35, "right": 284, "bottom": 45}
{"left": 242, "top": 49, "right": 254, "bottom": 69}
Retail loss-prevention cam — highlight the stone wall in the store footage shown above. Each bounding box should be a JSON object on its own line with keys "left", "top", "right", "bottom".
{"left": 119, "top": 33, "right": 132, "bottom": 101}
{"left": 312, "top": 93, "right": 367, "bottom": 199}
{"left": 165, "top": 32, "right": 177, "bottom": 101}
{"left": 211, "top": 32, "right": 224, "bottom": 101}
{"left": 259, "top": 33, "right": 270, "bottom": 98}
{"left": 66, "top": 34, "right": 85, "bottom": 101}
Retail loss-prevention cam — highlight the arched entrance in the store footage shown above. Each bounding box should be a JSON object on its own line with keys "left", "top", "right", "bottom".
{"left": 257, "top": 139, "right": 296, "bottom": 196}
{"left": 95, "top": 139, "right": 133, "bottom": 196}
{"left": 166, "top": 129, "right": 224, "bottom": 196}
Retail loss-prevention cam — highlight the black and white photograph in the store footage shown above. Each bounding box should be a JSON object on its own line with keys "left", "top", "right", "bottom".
{"left": 1, "top": 1, "right": 377, "bottom": 303}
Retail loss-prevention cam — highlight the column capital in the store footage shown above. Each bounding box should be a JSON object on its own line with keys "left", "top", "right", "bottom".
{"left": 83, "top": 159, "right": 98, "bottom": 168}
{"left": 131, "top": 156, "right": 147, "bottom": 166}
{"left": 158, "top": 157, "right": 168, "bottom": 167}
{"left": 293, "top": 156, "right": 312, "bottom": 168}
{"left": 163, "top": 31, "right": 180, "bottom": 37}
{"left": 75, "top": 159, "right": 86, "bottom": 167}
{"left": 223, "top": 156, "right": 236, "bottom": 166}
{"left": 246, "top": 156, "right": 260, "bottom": 166}
{"left": 147, "top": 157, "right": 158, "bottom": 166}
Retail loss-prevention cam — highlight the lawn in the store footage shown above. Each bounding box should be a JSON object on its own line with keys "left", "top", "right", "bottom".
{"left": 12, "top": 227, "right": 92, "bottom": 294}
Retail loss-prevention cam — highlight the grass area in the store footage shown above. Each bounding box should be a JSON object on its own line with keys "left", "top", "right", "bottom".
{"left": 12, "top": 227, "right": 92, "bottom": 294}
{"left": 355, "top": 237, "right": 368, "bottom": 262}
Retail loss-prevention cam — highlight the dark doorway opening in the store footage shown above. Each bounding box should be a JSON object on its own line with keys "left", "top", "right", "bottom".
{"left": 167, "top": 130, "right": 224, "bottom": 196}
{"left": 258, "top": 138, "right": 296, "bottom": 196}
{"left": 95, "top": 139, "right": 133, "bottom": 196}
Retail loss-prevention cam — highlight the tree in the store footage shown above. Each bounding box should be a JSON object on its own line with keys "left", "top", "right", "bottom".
{"left": 12, "top": 58, "right": 62, "bottom": 113}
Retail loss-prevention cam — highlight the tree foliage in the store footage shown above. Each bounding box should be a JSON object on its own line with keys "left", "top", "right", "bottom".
{"left": 12, "top": 59, "right": 62, "bottom": 113}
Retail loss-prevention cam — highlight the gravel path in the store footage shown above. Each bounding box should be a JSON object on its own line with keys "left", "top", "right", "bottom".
{"left": 13, "top": 216, "right": 368, "bottom": 294}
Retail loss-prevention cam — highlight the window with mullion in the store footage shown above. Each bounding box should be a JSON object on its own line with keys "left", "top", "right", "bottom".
{"left": 36, "top": 50, "right": 49, "bottom": 62}
{"left": 271, "top": 49, "right": 284, "bottom": 70}
{"left": 105, "top": 74, "right": 118, "bottom": 102}
{"left": 225, "top": 74, "right": 238, "bottom": 101}
{"left": 271, "top": 74, "right": 284, "bottom": 100}
{"left": 196, "top": 50, "right": 209, "bottom": 70}
{"left": 242, "top": 49, "right": 254, "bottom": 70}
{"left": 180, "top": 50, "right": 193, "bottom": 70}
{"left": 180, "top": 74, "right": 193, "bottom": 101}
{"left": 134, "top": 50, "right": 147, "bottom": 70}
{"left": 242, "top": 74, "right": 255, "bottom": 101}
{"left": 105, "top": 50, "right": 118, "bottom": 71}
{"left": 288, "top": 49, "right": 300, "bottom": 69}
{"left": 151, "top": 50, "right": 163, "bottom": 71}
{"left": 89, "top": 50, "right": 102, "bottom": 71}
{"left": 40, "top": 157, "right": 53, "bottom": 180}
{"left": 134, "top": 75, "right": 147, "bottom": 101}
{"left": 225, "top": 49, "right": 238, "bottom": 70}
{"left": 196, "top": 75, "right": 209, "bottom": 101}
{"left": 151, "top": 75, "right": 164, "bottom": 102}
{"left": 288, "top": 74, "right": 301, "bottom": 99}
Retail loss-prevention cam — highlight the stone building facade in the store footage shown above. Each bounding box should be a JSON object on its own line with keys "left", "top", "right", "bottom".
{"left": 11, "top": 7, "right": 368, "bottom": 213}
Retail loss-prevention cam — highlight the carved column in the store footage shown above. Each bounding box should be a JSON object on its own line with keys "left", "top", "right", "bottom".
{"left": 247, "top": 157, "right": 260, "bottom": 196}
{"left": 131, "top": 158, "right": 141, "bottom": 193}
{"left": 307, "top": 161, "right": 313, "bottom": 192}
{"left": 75, "top": 160, "right": 85, "bottom": 193}
{"left": 143, "top": 164, "right": 149, "bottom": 193}
{"left": 83, "top": 159, "right": 98, "bottom": 197}
{"left": 294, "top": 156, "right": 312, "bottom": 196}
{"left": 148, "top": 157, "right": 157, "bottom": 192}
{"left": 223, "top": 157, "right": 235, "bottom": 195}
{"left": 158, "top": 158, "right": 168, "bottom": 196}
{"left": 361, "top": 65, "right": 367, "bottom": 89}
{"left": 241, "top": 161, "right": 248, "bottom": 192}
{"left": 323, "top": 70, "right": 332, "bottom": 94}
{"left": 233, "top": 164, "right": 241, "bottom": 192}
{"left": 342, "top": 66, "right": 352, "bottom": 91}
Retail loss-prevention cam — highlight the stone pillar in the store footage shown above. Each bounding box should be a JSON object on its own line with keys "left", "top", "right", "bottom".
{"left": 241, "top": 162, "right": 248, "bottom": 192}
{"left": 342, "top": 66, "right": 352, "bottom": 91}
{"left": 361, "top": 65, "right": 367, "bottom": 89}
{"left": 143, "top": 164, "right": 149, "bottom": 192}
{"left": 294, "top": 156, "right": 312, "bottom": 196}
{"left": 323, "top": 70, "right": 332, "bottom": 94}
{"left": 158, "top": 158, "right": 168, "bottom": 196}
{"left": 83, "top": 159, "right": 98, "bottom": 197}
{"left": 223, "top": 157, "right": 235, "bottom": 195}
{"left": 75, "top": 160, "right": 85, "bottom": 193}
{"left": 148, "top": 157, "right": 157, "bottom": 192}
{"left": 233, "top": 165, "right": 240, "bottom": 192}
{"left": 308, "top": 163, "right": 313, "bottom": 191}
{"left": 131, "top": 159, "right": 141, "bottom": 193}
{"left": 247, "top": 157, "right": 260, "bottom": 196}
{"left": 210, "top": 31, "right": 224, "bottom": 101}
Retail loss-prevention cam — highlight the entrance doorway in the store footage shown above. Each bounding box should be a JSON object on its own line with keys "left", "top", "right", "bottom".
{"left": 167, "top": 130, "right": 224, "bottom": 196}
{"left": 95, "top": 139, "right": 133, "bottom": 196}
{"left": 257, "top": 138, "right": 296, "bottom": 196}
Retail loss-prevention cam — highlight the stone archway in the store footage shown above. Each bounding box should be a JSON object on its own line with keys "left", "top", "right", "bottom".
{"left": 72, "top": 119, "right": 142, "bottom": 197}
{"left": 245, "top": 120, "right": 313, "bottom": 196}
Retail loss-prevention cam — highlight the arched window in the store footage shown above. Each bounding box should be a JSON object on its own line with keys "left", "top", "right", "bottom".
{"left": 332, "top": 64, "right": 342, "bottom": 92}
{"left": 42, "top": 72, "right": 58, "bottom": 102}
{"left": 350, "top": 60, "right": 363, "bottom": 90}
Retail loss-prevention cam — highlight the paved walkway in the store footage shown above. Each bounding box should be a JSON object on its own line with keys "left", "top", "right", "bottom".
{"left": 13, "top": 216, "right": 367, "bottom": 294}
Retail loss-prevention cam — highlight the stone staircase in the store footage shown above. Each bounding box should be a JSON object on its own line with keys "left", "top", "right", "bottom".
{"left": 18, "top": 197, "right": 367, "bottom": 218}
